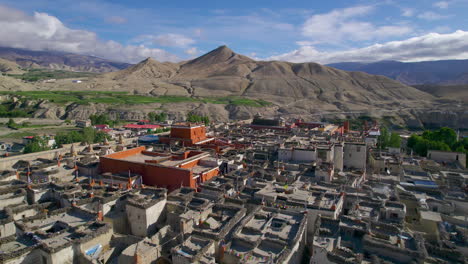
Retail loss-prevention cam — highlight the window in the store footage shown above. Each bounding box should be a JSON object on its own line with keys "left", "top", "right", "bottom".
{"left": 357, "top": 147, "right": 361, "bottom": 152}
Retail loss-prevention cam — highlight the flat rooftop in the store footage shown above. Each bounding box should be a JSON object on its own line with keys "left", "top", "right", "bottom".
{"left": 234, "top": 208, "right": 304, "bottom": 246}
{"left": 118, "top": 150, "right": 211, "bottom": 169}
{"left": 21, "top": 210, "right": 94, "bottom": 231}
{"left": 0, "top": 235, "right": 36, "bottom": 254}
{"left": 122, "top": 152, "right": 169, "bottom": 163}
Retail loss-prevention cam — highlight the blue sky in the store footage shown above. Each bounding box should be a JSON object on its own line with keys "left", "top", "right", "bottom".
{"left": 0, "top": 0, "right": 467, "bottom": 63}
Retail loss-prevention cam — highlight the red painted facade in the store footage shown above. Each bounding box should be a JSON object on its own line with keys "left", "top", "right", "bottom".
{"left": 99, "top": 146, "right": 219, "bottom": 192}
{"left": 159, "top": 124, "right": 208, "bottom": 146}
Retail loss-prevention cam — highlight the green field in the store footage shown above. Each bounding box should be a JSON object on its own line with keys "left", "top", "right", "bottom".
{"left": 6, "top": 69, "right": 96, "bottom": 82}
{"left": 0, "top": 91, "right": 272, "bottom": 107}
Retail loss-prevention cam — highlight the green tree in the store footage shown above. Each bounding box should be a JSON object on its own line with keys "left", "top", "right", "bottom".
{"left": 55, "top": 132, "right": 73, "bottom": 146}
{"left": 202, "top": 116, "right": 210, "bottom": 125}
{"left": 89, "top": 114, "right": 111, "bottom": 126}
{"left": 407, "top": 134, "right": 421, "bottom": 149}
{"left": 408, "top": 130, "right": 453, "bottom": 157}
{"left": 158, "top": 112, "right": 167, "bottom": 122}
{"left": 54, "top": 128, "right": 109, "bottom": 147}
{"left": 7, "top": 118, "right": 16, "bottom": 128}
{"left": 378, "top": 127, "right": 390, "bottom": 149}
{"left": 421, "top": 127, "right": 457, "bottom": 148}
{"left": 388, "top": 133, "right": 401, "bottom": 148}
{"left": 94, "top": 131, "right": 110, "bottom": 143}
{"left": 24, "top": 137, "right": 50, "bottom": 154}
{"left": 454, "top": 145, "right": 466, "bottom": 153}
{"left": 187, "top": 113, "right": 209, "bottom": 124}
{"left": 148, "top": 112, "right": 167, "bottom": 123}
{"left": 148, "top": 112, "right": 157, "bottom": 122}
{"left": 82, "top": 127, "right": 95, "bottom": 144}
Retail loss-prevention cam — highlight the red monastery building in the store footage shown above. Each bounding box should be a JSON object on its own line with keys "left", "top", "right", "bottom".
{"left": 159, "top": 123, "right": 214, "bottom": 146}
{"left": 100, "top": 147, "right": 219, "bottom": 192}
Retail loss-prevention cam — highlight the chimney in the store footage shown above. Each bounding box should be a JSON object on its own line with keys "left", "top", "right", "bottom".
{"left": 219, "top": 244, "right": 226, "bottom": 262}
{"left": 343, "top": 121, "right": 350, "bottom": 133}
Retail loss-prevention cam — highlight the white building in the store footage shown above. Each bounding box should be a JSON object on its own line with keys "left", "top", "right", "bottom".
{"left": 343, "top": 142, "right": 367, "bottom": 170}
{"left": 278, "top": 147, "right": 316, "bottom": 162}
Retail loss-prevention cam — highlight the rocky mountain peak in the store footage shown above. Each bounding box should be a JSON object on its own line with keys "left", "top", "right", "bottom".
{"left": 184, "top": 45, "right": 253, "bottom": 67}
{"left": 108, "top": 56, "right": 176, "bottom": 79}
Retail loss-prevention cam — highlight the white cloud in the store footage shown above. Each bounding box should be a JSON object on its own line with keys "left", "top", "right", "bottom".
{"left": 417, "top": 11, "right": 449, "bottom": 20}
{"left": 296, "top": 41, "right": 314, "bottom": 46}
{"left": 105, "top": 16, "right": 127, "bottom": 24}
{"left": 184, "top": 47, "right": 198, "bottom": 56}
{"left": 268, "top": 30, "right": 468, "bottom": 64}
{"left": 401, "top": 8, "right": 415, "bottom": 17}
{"left": 434, "top": 1, "right": 449, "bottom": 9}
{"left": 0, "top": 5, "right": 179, "bottom": 63}
{"left": 301, "top": 5, "right": 412, "bottom": 44}
{"left": 146, "top": 33, "right": 195, "bottom": 48}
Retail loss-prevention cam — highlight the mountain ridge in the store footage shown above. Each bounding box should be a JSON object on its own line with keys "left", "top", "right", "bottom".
{"left": 0, "top": 47, "right": 132, "bottom": 73}
{"left": 0, "top": 45, "right": 465, "bottom": 128}
{"left": 88, "top": 45, "right": 434, "bottom": 112}
{"left": 327, "top": 59, "right": 468, "bottom": 85}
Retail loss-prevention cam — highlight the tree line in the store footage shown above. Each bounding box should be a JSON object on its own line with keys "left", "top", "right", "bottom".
{"left": 407, "top": 127, "right": 468, "bottom": 165}
{"left": 186, "top": 113, "right": 210, "bottom": 125}
{"left": 377, "top": 127, "right": 401, "bottom": 149}
{"left": 148, "top": 112, "right": 167, "bottom": 122}
{"left": 54, "top": 127, "right": 110, "bottom": 147}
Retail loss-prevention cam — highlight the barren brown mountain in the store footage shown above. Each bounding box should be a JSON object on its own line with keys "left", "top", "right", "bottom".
{"left": 0, "top": 58, "right": 25, "bottom": 75}
{"left": 2, "top": 46, "right": 466, "bottom": 128}
{"left": 91, "top": 45, "right": 434, "bottom": 112}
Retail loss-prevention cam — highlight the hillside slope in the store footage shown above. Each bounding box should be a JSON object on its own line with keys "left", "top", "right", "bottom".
{"left": 413, "top": 84, "right": 468, "bottom": 103}
{"left": 89, "top": 46, "right": 433, "bottom": 113}
{"left": 0, "top": 47, "right": 131, "bottom": 73}
{"left": 328, "top": 60, "right": 468, "bottom": 85}
{"left": 0, "top": 58, "right": 25, "bottom": 75}
{"left": 3, "top": 46, "right": 455, "bottom": 127}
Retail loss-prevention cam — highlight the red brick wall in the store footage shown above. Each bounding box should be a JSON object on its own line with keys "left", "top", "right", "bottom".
{"left": 105, "top": 146, "right": 145, "bottom": 159}
{"left": 141, "top": 150, "right": 169, "bottom": 157}
{"left": 201, "top": 168, "right": 219, "bottom": 182}
{"left": 99, "top": 146, "right": 219, "bottom": 192}
{"left": 100, "top": 157, "right": 194, "bottom": 191}
{"left": 100, "top": 157, "right": 146, "bottom": 175}
{"left": 170, "top": 127, "right": 192, "bottom": 139}
{"left": 144, "top": 165, "right": 194, "bottom": 190}
{"left": 170, "top": 126, "right": 207, "bottom": 144}
{"left": 187, "top": 151, "right": 204, "bottom": 158}
{"left": 179, "top": 159, "right": 200, "bottom": 169}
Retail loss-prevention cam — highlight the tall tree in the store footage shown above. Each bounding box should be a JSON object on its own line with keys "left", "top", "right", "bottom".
{"left": 388, "top": 133, "right": 401, "bottom": 148}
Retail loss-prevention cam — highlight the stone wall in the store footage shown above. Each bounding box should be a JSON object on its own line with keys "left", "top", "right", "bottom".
{"left": 0, "top": 137, "right": 137, "bottom": 171}
{"left": 126, "top": 198, "right": 166, "bottom": 237}
{"left": 343, "top": 143, "right": 367, "bottom": 170}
